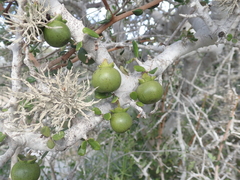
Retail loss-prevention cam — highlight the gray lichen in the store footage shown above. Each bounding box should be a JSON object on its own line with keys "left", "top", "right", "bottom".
{"left": 4, "top": 69, "right": 99, "bottom": 132}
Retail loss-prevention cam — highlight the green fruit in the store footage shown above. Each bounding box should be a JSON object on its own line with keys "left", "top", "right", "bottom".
{"left": 43, "top": 20, "right": 71, "bottom": 47}
{"left": 92, "top": 60, "right": 121, "bottom": 93}
{"left": 110, "top": 112, "right": 132, "bottom": 133}
{"left": 136, "top": 80, "right": 163, "bottom": 104}
{"left": 78, "top": 48, "right": 95, "bottom": 65}
{"left": 11, "top": 161, "right": 40, "bottom": 180}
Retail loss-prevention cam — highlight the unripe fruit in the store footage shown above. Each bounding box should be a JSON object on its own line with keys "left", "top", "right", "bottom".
{"left": 43, "top": 20, "right": 71, "bottom": 47}
{"left": 110, "top": 112, "right": 132, "bottom": 133}
{"left": 11, "top": 161, "right": 40, "bottom": 180}
{"left": 136, "top": 80, "right": 163, "bottom": 104}
{"left": 92, "top": 60, "right": 121, "bottom": 93}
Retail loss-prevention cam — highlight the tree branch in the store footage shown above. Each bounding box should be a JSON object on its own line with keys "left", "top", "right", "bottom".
{"left": 95, "top": 0, "right": 163, "bottom": 34}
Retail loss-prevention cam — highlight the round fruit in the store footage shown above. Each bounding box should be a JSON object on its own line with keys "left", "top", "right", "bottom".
{"left": 11, "top": 161, "right": 40, "bottom": 180}
{"left": 110, "top": 112, "right": 132, "bottom": 133}
{"left": 136, "top": 80, "right": 163, "bottom": 104}
{"left": 92, "top": 67, "right": 121, "bottom": 93}
{"left": 43, "top": 20, "right": 71, "bottom": 47}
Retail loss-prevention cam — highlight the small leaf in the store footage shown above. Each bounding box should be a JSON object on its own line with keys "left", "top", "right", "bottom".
{"left": 40, "top": 126, "right": 51, "bottom": 137}
{"left": 120, "top": 66, "right": 129, "bottom": 75}
{"left": 78, "top": 140, "right": 87, "bottom": 156}
{"left": 93, "top": 107, "right": 102, "bottom": 115}
{"left": 47, "top": 139, "right": 55, "bottom": 149}
{"left": 174, "top": 0, "right": 184, "bottom": 2}
{"left": 156, "top": 166, "right": 160, "bottom": 174}
{"left": 25, "top": 103, "right": 34, "bottom": 109}
{"left": 67, "top": 60, "right": 73, "bottom": 70}
{"left": 208, "top": 152, "right": 216, "bottom": 161}
{"left": 26, "top": 76, "right": 36, "bottom": 83}
{"left": 130, "top": 92, "right": 138, "bottom": 100}
{"left": 132, "top": 40, "right": 139, "bottom": 58}
{"left": 120, "top": 49, "right": 125, "bottom": 55}
{"left": 87, "top": 138, "right": 101, "bottom": 150}
{"left": 226, "top": 34, "right": 232, "bottom": 41}
{"left": 148, "top": 3, "right": 159, "bottom": 9}
{"left": 98, "top": 19, "right": 111, "bottom": 24}
{"left": 111, "top": 95, "right": 119, "bottom": 103}
{"left": 95, "top": 92, "right": 112, "bottom": 99}
{"left": 70, "top": 39, "right": 76, "bottom": 48}
{"left": 82, "top": 27, "right": 99, "bottom": 38}
{"left": 134, "top": 65, "right": 145, "bottom": 72}
{"left": 136, "top": 101, "right": 144, "bottom": 107}
{"left": 76, "top": 41, "right": 83, "bottom": 51}
{"left": 0, "top": 132, "right": 7, "bottom": 142}
{"left": 148, "top": 67, "right": 158, "bottom": 74}
{"left": 78, "top": 48, "right": 95, "bottom": 65}
{"left": 52, "top": 131, "right": 65, "bottom": 141}
{"left": 106, "top": 10, "right": 112, "bottom": 20}
{"left": 132, "top": 9, "right": 143, "bottom": 16}
{"left": 232, "top": 38, "right": 237, "bottom": 43}
{"left": 103, "top": 113, "right": 111, "bottom": 120}
{"left": 126, "top": 58, "right": 134, "bottom": 64}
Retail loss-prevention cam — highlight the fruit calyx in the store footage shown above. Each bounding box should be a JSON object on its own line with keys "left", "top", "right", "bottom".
{"left": 17, "top": 154, "right": 37, "bottom": 164}
{"left": 138, "top": 73, "right": 157, "bottom": 84}
{"left": 51, "top": 14, "right": 67, "bottom": 24}
{"left": 98, "top": 59, "right": 114, "bottom": 68}
{"left": 110, "top": 106, "right": 129, "bottom": 114}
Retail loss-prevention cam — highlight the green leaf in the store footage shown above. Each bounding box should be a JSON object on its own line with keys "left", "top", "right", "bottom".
{"left": 26, "top": 76, "right": 36, "bottom": 83}
{"left": 92, "top": 107, "right": 102, "bottom": 115}
{"left": 132, "top": 9, "right": 143, "bottom": 16}
{"left": 0, "top": 132, "right": 7, "bottom": 142}
{"left": 112, "top": 5, "right": 116, "bottom": 11}
{"left": 136, "top": 101, "right": 144, "bottom": 107}
{"left": 76, "top": 41, "right": 83, "bottom": 51}
{"left": 148, "top": 67, "right": 158, "bottom": 74}
{"left": 130, "top": 91, "right": 138, "bottom": 100}
{"left": 208, "top": 152, "right": 216, "bottom": 161}
{"left": 95, "top": 92, "right": 112, "bottom": 99}
{"left": 132, "top": 40, "right": 139, "bottom": 58}
{"left": 226, "top": 34, "right": 232, "bottom": 41}
{"left": 78, "top": 48, "right": 95, "bottom": 65}
{"left": 134, "top": 65, "right": 145, "bottom": 72}
{"left": 98, "top": 19, "right": 111, "bottom": 24}
{"left": 67, "top": 60, "right": 73, "bottom": 70}
{"left": 87, "top": 138, "right": 101, "bottom": 150}
{"left": 40, "top": 126, "right": 51, "bottom": 137}
{"left": 232, "top": 38, "right": 238, "bottom": 43}
{"left": 148, "top": 3, "right": 159, "bottom": 9}
{"left": 126, "top": 58, "right": 134, "bottom": 64}
{"left": 106, "top": 10, "right": 112, "bottom": 20}
{"left": 103, "top": 113, "right": 111, "bottom": 120}
{"left": 47, "top": 139, "right": 55, "bottom": 149}
{"left": 82, "top": 27, "right": 99, "bottom": 38}
{"left": 78, "top": 140, "right": 87, "bottom": 156}
{"left": 120, "top": 66, "right": 129, "bottom": 75}
{"left": 52, "top": 131, "right": 65, "bottom": 141}
{"left": 111, "top": 95, "right": 119, "bottom": 103}
{"left": 25, "top": 103, "right": 34, "bottom": 110}
{"left": 174, "top": 0, "right": 184, "bottom": 2}
{"left": 120, "top": 49, "right": 125, "bottom": 55}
